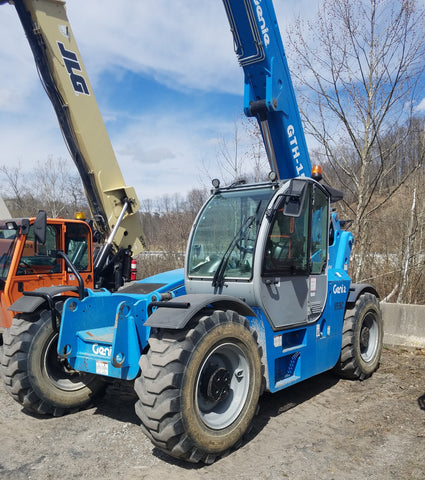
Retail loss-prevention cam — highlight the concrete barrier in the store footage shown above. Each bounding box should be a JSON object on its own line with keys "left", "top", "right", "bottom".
{"left": 381, "top": 302, "right": 425, "bottom": 348}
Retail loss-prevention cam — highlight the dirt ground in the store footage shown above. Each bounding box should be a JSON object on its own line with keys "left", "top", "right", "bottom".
{"left": 0, "top": 346, "right": 424, "bottom": 480}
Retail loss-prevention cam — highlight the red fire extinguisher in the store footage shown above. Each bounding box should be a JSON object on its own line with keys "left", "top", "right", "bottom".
{"left": 130, "top": 258, "right": 137, "bottom": 281}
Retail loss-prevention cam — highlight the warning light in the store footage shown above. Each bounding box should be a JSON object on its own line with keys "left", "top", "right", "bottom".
{"left": 74, "top": 211, "right": 86, "bottom": 220}
{"left": 311, "top": 165, "right": 323, "bottom": 182}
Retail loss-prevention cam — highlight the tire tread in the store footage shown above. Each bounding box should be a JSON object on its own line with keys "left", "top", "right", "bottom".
{"left": 135, "top": 310, "right": 264, "bottom": 463}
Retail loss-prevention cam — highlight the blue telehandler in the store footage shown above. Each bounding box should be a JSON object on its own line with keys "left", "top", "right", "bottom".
{"left": 3, "top": 0, "right": 383, "bottom": 464}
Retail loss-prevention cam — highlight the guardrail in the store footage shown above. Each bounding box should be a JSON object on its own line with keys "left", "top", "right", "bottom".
{"left": 381, "top": 302, "right": 425, "bottom": 348}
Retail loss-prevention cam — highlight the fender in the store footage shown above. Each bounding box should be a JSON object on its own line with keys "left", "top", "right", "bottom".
{"left": 8, "top": 285, "right": 79, "bottom": 314}
{"left": 145, "top": 293, "right": 255, "bottom": 330}
{"left": 346, "top": 283, "right": 380, "bottom": 309}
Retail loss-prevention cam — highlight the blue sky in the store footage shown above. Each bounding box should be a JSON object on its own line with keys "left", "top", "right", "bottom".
{"left": 0, "top": 0, "right": 319, "bottom": 207}
{"left": 1, "top": 1, "right": 425, "bottom": 208}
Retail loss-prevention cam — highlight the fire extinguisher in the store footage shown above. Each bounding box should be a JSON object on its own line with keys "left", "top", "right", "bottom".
{"left": 130, "top": 258, "right": 137, "bottom": 281}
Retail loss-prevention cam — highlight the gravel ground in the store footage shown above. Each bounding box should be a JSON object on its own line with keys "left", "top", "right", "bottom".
{"left": 0, "top": 346, "right": 424, "bottom": 480}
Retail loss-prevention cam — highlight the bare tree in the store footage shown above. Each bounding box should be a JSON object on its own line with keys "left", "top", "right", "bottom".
{"left": 215, "top": 117, "right": 244, "bottom": 183}
{"left": 204, "top": 116, "right": 268, "bottom": 186}
{"left": 33, "top": 157, "right": 72, "bottom": 217}
{"left": 242, "top": 116, "right": 269, "bottom": 183}
{"left": 0, "top": 162, "right": 34, "bottom": 215}
{"left": 138, "top": 188, "right": 209, "bottom": 278}
{"left": 0, "top": 157, "right": 87, "bottom": 218}
{"left": 395, "top": 166, "right": 425, "bottom": 303}
{"left": 397, "top": 187, "right": 417, "bottom": 302}
{"left": 288, "top": 0, "right": 425, "bottom": 281}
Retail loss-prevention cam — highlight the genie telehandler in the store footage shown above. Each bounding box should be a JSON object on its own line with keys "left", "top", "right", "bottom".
{"left": 2, "top": 0, "right": 383, "bottom": 464}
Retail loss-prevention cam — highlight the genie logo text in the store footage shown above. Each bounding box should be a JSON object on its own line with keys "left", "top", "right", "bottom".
{"left": 253, "top": 0, "right": 270, "bottom": 47}
{"left": 92, "top": 343, "right": 111, "bottom": 357}
{"left": 333, "top": 284, "right": 347, "bottom": 295}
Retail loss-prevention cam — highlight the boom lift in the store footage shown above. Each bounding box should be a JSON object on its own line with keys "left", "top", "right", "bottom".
{"left": 2, "top": 0, "right": 383, "bottom": 463}
{"left": 1, "top": 0, "right": 144, "bottom": 411}
{"left": 6, "top": 0, "right": 144, "bottom": 255}
{"left": 0, "top": 0, "right": 145, "bottom": 326}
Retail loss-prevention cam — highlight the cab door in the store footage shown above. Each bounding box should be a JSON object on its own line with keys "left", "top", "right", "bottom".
{"left": 8, "top": 222, "right": 65, "bottom": 301}
{"left": 259, "top": 182, "right": 329, "bottom": 330}
{"left": 63, "top": 221, "right": 93, "bottom": 289}
{"left": 0, "top": 221, "right": 65, "bottom": 328}
{"left": 7, "top": 221, "right": 93, "bottom": 307}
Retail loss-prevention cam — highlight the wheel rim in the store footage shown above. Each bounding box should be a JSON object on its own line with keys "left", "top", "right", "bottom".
{"left": 42, "top": 333, "right": 90, "bottom": 392}
{"left": 196, "top": 342, "right": 250, "bottom": 430}
{"left": 359, "top": 311, "right": 379, "bottom": 363}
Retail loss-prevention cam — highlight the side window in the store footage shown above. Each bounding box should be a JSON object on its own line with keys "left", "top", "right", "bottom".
{"left": 45, "top": 225, "right": 60, "bottom": 255}
{"left": 18, "top": 225, "right": 60, "bottom": 275}
{"left": 310, "top": 186, "right": 329, "bottom": 274}
{"left": 263, "top": 187, "right": 310, "bottom": 275}
{"left": 65, "top": 223, "right": 90, "bottom": 271}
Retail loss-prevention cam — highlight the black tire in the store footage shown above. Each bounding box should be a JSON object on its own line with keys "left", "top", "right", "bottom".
{"left": 334, "top": 292, "right": 383, "bottom": 380}
{"left": 135, "top": 310, "right": 264, "bottom": 464}
{"left": 1, "top": 305, "right": 105, "bottom": 416}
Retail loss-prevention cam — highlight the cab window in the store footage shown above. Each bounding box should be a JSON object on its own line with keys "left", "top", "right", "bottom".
{"left": 262, "top": 183, "right": 329, "bottom": 277}
{"left": 263, "top": 187, "right": 310, "bottom": 276}
{"left": 310, "top": 186, "right": 329, "bottom": 274}
{"left": 17, "top": 224, "right": 60, "bottom": 275}
{"left": 65, "top": 223, "right": 90, "bottom": 271}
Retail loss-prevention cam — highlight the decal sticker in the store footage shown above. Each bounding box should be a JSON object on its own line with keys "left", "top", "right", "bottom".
{"left": 58, "top": 24, "right": 70, "bottom": 39}
{"left": 287, "top": 124, "right": 304, "bottom": 176}
{"left": 310, "top": 276, "right": 317, "bottom": 297}
{"left": 334, "top": 301, "right": 344, "bottom": 311}
{"left": 96, "top": 361, "right": 108, "bottom": 376}
{"left": 57, "top": 42, "right": 90, "bottom": 96}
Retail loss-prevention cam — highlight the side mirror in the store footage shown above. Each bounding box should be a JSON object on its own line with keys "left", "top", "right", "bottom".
{"left": 283, "top": 179, "right": 307, "bottom": 217}
{"left": 33, "top": 210, "right": 47, "bottom": 245}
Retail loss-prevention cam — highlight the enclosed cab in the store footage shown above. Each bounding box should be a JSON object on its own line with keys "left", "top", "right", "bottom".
{"left": 0, "top": 214, "right": 93, "bottom": 332}
{"left": 186, "top": 177, "right": 332, "bottom": 325}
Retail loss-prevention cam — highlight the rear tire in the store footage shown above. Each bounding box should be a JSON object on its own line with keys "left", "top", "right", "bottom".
{"left": 135, "top": 310, "right": 264, "bottom": 463}
{"left": 334, "top": 292, "right": 383, "bottom": 380}
{"left": 1, "top": 305, "right": 105, "bottom": 416}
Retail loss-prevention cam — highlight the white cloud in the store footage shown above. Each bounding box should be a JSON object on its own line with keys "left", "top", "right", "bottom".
{"left": 0, "top": 0, "right": 320, "bottom": 204}
{"left": 0, "top": 7, "right": 42, "bottom": 112}
{"left": 110, "top": 109, "right": 236, "bottom": 201}
{"left": 65, "top": 0, "right": 320, "bottom": 95}
{"left": 0, "top": 88, "right": 12, "bottom": 109}
{"left": 66, "top": 0, "right": 240, "bottom": 94}
{"left": 415, "top": 97, "right": 425, "bottom": 113}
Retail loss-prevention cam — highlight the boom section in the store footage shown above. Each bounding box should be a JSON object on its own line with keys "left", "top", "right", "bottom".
{"left": 7, "top": 0, "right": 144, "bottom": 254}
{"left": 223, "top": 0, "right": 311, "bottom": 179}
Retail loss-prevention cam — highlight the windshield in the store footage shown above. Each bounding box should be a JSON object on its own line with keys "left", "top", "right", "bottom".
{"left": 0, "top": 226, "right": 19, "bottom": 280}
{"left": 188, "top": 185, "right": 274, "bottom": 282}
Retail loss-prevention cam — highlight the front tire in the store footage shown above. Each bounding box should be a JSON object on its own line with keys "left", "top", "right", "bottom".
{"left": 135, "top": 310, "right": 264, "bottom": 463}
{"left": 1, "top": 306, "right": 105, "bottom": 416}
{"left": 334, "top": 292, "right": 383, "bottom": 380}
